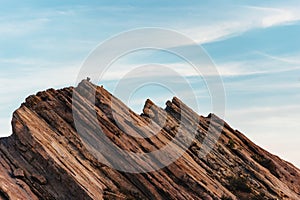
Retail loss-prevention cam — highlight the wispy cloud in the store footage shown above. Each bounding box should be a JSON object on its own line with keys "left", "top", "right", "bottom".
{"left": 254, "top": 51, "right": 300, "bottom": 65}
{"left": 213, "top": 51, "right": 300, "bottom": 77}
{"left": 181, "top": 5, "right": 300, "bottom": 44}
{"left": 91, "top": 51, "right": 300, "bottom": 82}
{"left": 245, "top": 6, "right": 300, "bottom": 27}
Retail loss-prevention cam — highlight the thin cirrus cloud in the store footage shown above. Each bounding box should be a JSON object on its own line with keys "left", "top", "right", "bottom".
{"left": 98, "top": 50, "right": 300, "bottom": 80}
{"left": 246, "top": 6, "right": 300, "bottom": 27}
{"left": 217, "top": 52, "right": 300, "bottom": 76}
{"left": 182, "top": 5, "right": 300, "bottom": 44}
{"left": 1, "top": 3, "right": 299, "bottom": 44}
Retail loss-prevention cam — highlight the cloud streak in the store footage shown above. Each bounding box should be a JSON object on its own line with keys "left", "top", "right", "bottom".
{"left": 181, "top": 5, "right": 300, "bottom": 44}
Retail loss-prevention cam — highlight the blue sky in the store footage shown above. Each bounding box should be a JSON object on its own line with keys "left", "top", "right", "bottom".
{"left": 0, "top": 0, "right": 300, "bottom": 167}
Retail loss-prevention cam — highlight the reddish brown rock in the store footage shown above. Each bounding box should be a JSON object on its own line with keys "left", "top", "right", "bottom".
{"left": 13, "top": 168, "right": 24, "bottom": 178}
{"left": 0, "top": 80, "right": 299, "bottom": 200}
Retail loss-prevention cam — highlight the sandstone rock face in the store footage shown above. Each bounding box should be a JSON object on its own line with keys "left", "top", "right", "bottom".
{"left": 0, "top": 80, "right": 299, "bottom": 200}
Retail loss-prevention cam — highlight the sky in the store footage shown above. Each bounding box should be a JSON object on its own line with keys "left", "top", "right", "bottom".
{"left": 0, "top": 0, "right": 300, "bottom": 167}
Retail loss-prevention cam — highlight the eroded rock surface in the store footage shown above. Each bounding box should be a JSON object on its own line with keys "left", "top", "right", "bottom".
{"left": 0, "top": 80, "right": 299, "bottom": 200}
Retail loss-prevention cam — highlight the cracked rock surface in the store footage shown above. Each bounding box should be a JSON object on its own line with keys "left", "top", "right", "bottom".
{"left": 0, "top": 80, "right": 300, "bottom": 200}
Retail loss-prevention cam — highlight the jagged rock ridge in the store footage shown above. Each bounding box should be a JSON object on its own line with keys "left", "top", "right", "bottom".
{"left": 0, "top": 80, "right": 299, "bottom": 200}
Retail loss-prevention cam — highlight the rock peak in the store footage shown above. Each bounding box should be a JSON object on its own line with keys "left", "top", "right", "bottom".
{"left": 0, "top": 83, "right": 299, "bottom": 200}
{"left": 144, "top": 98, "right": 155, "bottom": 108}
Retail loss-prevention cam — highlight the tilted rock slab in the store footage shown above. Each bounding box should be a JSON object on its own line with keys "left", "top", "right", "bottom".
{"left": 0, "top": 80, "right": 300, "bottom": 200}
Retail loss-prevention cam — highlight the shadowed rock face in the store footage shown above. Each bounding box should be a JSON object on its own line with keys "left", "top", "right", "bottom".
{"left": 0, "top": 80, "right": 300, "bottom": 200}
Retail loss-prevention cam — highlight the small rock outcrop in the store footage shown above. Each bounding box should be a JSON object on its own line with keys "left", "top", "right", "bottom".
{"left": 0, "top": 80, "right": 299, "bottom": 199}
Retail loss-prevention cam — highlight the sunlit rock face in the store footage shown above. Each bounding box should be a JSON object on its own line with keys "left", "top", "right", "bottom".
{"left": 0, "top": 80, "right": 300, "bottom": 200}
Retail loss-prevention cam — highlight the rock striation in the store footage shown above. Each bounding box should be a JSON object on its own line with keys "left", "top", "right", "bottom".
{"left": 0, "top": 80, "right": 300, "bottom": 200}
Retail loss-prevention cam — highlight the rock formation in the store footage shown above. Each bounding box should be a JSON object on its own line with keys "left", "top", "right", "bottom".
{"left": 0, "top": 80, "right": 299, "bottom": 200}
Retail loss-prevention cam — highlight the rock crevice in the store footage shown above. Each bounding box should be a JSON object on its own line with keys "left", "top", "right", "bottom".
{"left": 0, "top": 80, "right": 299, "bottom": 200}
